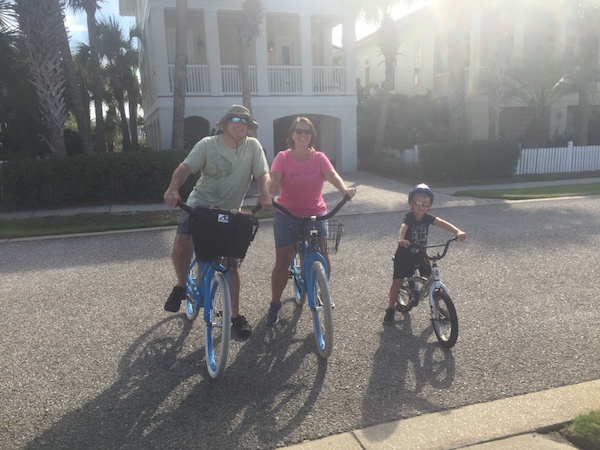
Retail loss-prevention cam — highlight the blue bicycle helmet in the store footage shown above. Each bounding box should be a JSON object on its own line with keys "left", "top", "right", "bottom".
{"left": 408, "top": 183, "right": 434, "bottom": 205}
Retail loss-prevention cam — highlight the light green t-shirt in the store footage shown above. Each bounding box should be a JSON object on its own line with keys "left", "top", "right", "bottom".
{"left": 183, "top": 135, "right": 269, "bottom": 210}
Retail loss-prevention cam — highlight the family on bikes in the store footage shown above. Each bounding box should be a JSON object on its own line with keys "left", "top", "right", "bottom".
{"left": 162, "top": 104, "right": 466, "bottom": 376}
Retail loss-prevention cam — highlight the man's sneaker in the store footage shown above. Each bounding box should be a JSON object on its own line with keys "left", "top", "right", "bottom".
{"left": 383, "top": 308, "right": 395, "bottom": 324}
{"left": 164, "top": 285, "right": 186, "bottom": 312}
{"left": 232, "top": 315, "right": 252, "bottom": 339}
{"left": 265, "top": 303, "right": 282, "bottom": 326}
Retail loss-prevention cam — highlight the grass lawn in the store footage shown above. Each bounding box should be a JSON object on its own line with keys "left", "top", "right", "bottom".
{"left": 0, "top": 206, "right": 274, "bottom": 240}
{"left": 561, "top": 409, "right": 600, "bottom": 449}
{"left": 456, "top": 182, "right": 600, "bottom": 200}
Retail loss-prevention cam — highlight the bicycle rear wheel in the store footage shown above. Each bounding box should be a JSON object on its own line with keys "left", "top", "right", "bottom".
{"left": 291, "top": 254, "right": 306, "bottom": 306}
{"left": 205, "top": 271, "right": 231, "bottom": 379}
{"left": 185, "top": 260, "right": 200, "bottom": 321}
{"left": 310, "top": 260, "right": 333, "bottom": 358}
{"left": 431, "top": 290, "right": 458, "bottom": 348}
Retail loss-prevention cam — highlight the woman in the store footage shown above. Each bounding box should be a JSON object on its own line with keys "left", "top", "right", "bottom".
{"left": 265, "top": 117, "right": 356, "bottom": 326}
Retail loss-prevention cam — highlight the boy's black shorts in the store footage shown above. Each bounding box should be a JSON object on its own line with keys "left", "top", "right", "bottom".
{"left": 393, "top": 245, "right": 431, "bottom": 279}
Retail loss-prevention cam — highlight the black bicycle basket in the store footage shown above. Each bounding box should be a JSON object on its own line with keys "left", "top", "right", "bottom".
{"left": 189, "top": 206, "right": 259, "bottom": 262}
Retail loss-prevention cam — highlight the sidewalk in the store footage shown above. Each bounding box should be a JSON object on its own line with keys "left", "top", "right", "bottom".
{"left": 2, "top": 172, "right": 599, "bottom": 449}
{"left": 8, "top": 172, "right": 597, "bottom": 220}
{"left": 286, "top": 379, "right": 600, "bottom": 449}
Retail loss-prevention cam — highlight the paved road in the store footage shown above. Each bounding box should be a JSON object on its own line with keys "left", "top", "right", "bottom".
{"left": 1, "top": 196, "right": 599, "bottom": 449}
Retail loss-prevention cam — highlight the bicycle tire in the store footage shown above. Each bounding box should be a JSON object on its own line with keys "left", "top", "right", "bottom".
{"left": 205, "top": 271, "right": 231, "bottom": 379}
{"left": 185, "top": 260, "right": 200, "bottom": 321}
{"left": 395, "top": 286, "right": 413, "bottom": 312}
{"left": 431, "top": 290, "right": 458, "bottom": 348}
{"left": 291, "top": 254, "right": 306, "bottom": 306}
{"left": 310, "top": 260, "right": 333, "bottom": 358}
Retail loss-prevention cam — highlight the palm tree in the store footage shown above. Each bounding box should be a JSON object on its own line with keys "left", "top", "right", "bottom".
{"left": 171, "top": 0, "right": 187, "bottom": 150}
{"left": 357, "top": 0, "right": 410, "bottom": 153}
{"left": 97, "top": 17, "right": 140, "bottom": 151}
{"left": 69, "top": 0, "right": 107, "bottom": 153}
{"left": 13, "top": 0, "right": 68, "bottom": 158}
{"left": 55, "top": 0, "right": 94, "bottom": 154}
{"left": 505, "top": 56, "right": 568, "bottom": 147}
{"left": 237, "top": 0, "right": 263, "bottom": 116}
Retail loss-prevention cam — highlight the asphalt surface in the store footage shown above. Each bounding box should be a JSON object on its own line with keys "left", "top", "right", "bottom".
{"left": 1, "top": 173, "right": 600, "bottom": 449}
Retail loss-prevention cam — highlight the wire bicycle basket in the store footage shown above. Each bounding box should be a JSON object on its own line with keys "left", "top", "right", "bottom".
{"left": 289, "top": 219, "right": 344, "bottom": 255}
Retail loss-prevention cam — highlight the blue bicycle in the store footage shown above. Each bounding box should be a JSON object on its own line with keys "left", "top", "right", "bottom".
{"left": 178, "top": 202, "right": 258, "bottom": 379}
{"left": 271, "top": 195, "right": 350, "bottom": 358}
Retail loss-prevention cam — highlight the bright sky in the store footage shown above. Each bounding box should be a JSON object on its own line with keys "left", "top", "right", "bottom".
{"left": 65, "top": 0, "right": 431, "bottom": 48}
{"left": 65, "top": 0, "right": 135, "bottom": 47}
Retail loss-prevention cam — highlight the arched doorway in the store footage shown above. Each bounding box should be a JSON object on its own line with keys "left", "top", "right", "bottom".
{"left": 184, "top": 116, "right": 210, "bottom": 149}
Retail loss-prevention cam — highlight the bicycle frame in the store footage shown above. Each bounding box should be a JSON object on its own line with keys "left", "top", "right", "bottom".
{"left": 294, "top": 222, "right": 330, "bottom": 310}
{"left": 186, "top": 257, "right": 229, "bottom": 320}
{"left": 411, "top": 261, "right": 451, "bottom": 321}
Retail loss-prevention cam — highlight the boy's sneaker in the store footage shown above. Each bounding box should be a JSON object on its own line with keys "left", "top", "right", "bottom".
{"left": 164, "top": 286, "right": 186, "bottom": 312}
{"left": 232, "top": 315, "right": 252, "bottom": 339}
{"left": 383, "top": 308, "right": 395, "bottom": 324}
{"left": 265, "top": 303, "right": 282, "bottom": 326}
{"left": 410, "top": 290, "right": 419, "bottom": 306}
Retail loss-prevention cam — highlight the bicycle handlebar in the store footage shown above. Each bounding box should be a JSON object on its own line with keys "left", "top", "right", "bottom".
{"left": 410, "top": 237, "right": 458, "bottom": 261}
{"left": 271, "top": 194, "right": 351, "bottom": 222}
{"left": 177, "top": 201, "right": 260, "bottom": 218}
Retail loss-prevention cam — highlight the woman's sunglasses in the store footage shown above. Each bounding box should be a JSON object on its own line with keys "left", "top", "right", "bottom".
{"left": 293, "top": 129, "right": 312, "bottom": 135}
{"left": 230, "top": 116, "right": 249, "bottom": 125}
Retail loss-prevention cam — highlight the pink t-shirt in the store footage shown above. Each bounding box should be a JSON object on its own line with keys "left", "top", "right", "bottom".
{"left": 271, "top": 149, "right": 334, "bottom": 216}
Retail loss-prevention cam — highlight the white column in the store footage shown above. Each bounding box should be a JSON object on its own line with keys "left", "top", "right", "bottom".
{"left": 467, "top": 5, "right": 482, "bottom": 95}
{"left": 300, "top": 13, "right": 312, "bottom": 95}
{"left": 343, "top": 15, "right": 357, "bottom": 96}
{"left": 149, "top": 6, "right": 169, "bottom": 96}
{"left": 204, "top": 9, "right": 223, "bottom": 95}
{"left": 256, "top": 19, "right": 269, "bottom": 95}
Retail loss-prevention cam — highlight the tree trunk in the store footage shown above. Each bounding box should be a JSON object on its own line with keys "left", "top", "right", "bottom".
{"left": 86, "top": 6, "right": 107, "bottom": 153}
{"left": 56, "top": 6, "right": 94, "bottom": 154}
{"left": 171, "top": 0, "right": 187, "bottom": 150}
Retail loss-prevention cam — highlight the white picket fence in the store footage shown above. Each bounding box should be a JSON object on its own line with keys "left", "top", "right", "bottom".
{"left": 389, "top": 142, "right": 600, "bottom": 176}
{"left": 515, "top": 142, "right": 600, "bottom": 175}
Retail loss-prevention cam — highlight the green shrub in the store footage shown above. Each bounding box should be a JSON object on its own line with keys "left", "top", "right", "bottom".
{"left": 0, "top": 150, "right": 200, "bottom": 211}
{"left": 418, "top": 140, "right": 521, "bottom": 183}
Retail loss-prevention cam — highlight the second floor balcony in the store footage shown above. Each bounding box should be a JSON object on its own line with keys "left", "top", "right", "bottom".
{"left": 166, "top": 65, "right": 347, "bottom": 97}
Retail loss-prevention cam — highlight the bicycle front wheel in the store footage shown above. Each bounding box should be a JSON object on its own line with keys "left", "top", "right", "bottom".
{"left": 431, "top": 290, "right": 458, "bottom": 348}
{"left": 205, "top": 271, "right": 231, "bottom": 379}
{"left": 291, "top": 254, "right": 306, "bottom": 306}
{"left": 310, "top": 260, "right": 333, "bottom": 358}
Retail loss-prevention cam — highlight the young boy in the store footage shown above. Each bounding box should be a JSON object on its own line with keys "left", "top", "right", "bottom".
{"left": 384, "top": 183, "right": 467, "bottom": 323}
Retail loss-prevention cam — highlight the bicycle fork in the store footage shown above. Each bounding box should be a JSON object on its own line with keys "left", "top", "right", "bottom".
{"left": 427, "top": 262, "right": 450, "bottom": 320}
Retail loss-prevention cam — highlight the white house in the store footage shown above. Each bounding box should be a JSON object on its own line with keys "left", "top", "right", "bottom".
{"left": 119, "top": 0, "right": 359, "bottom": 171}
{"left": 355, "top": 0, "right": 600, "bottom": 144}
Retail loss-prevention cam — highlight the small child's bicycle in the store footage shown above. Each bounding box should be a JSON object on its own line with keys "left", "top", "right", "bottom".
{"left": 395, "top": 237, "right": 459, "bottom": 348}
{"left": 177, "top": 202, "right": 259, "bottom": 379}
{"left": 271, "top": 195, "right": 350, "bottom": 358}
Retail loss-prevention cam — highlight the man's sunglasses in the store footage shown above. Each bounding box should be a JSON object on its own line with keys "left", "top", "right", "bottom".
{"left": 293, "top": 129, "right": 312, "bottom": 135}
{"left": 230, "top": 116, "right": 249, "bottom": 125}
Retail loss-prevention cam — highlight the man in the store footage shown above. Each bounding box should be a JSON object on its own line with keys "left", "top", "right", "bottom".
{"left": 163, "top": 105, "right": 272, "bottom": 339}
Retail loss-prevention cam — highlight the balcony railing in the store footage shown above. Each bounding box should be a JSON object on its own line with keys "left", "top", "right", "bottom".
{"left": 313, "top": 66, "right": 346, "bottom": 94}
{"left": 221, "top": 65, "right": 258, "bottom": 94}
{"left": 166, "top": 64, "right": 347, "bottom": 96}
{"left": 168, "top": 65, "right": 210, "bottom": 94}
{"left": 268, "top": 66, "right": 302, "bottom": 94}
